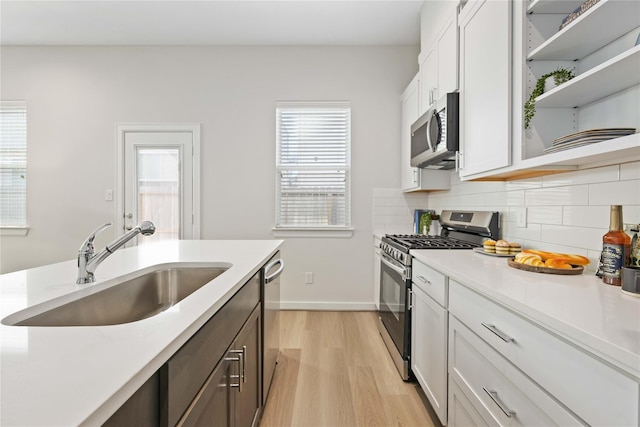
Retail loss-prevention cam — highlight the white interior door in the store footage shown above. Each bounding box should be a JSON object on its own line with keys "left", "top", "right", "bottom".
{"left": 117, "top": 125, "right": 200, "bottom": 246}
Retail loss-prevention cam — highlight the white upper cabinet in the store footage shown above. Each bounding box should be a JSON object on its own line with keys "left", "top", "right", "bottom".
{"left": 463, "top": 0, "right": 640, "bottom": 180}
{"left": 517, "top": 0, "right": 640, "bottom": 176}
{"left": 419, "top": 49, "right": 437, "bottom": 115}
{"left": 436, "top": 11, "right": 459, "bottom": 99}
{"left": 418, "top": 4, "right": 459, "bottom": 114}
{"left": 458, "top": 0, "right": 512, "bottom": 178}
{"left": 401, "top": 73, "right": 451, "bottom": 192}
{"left": 401, "top": 74, "right": 423, "bottom": 191}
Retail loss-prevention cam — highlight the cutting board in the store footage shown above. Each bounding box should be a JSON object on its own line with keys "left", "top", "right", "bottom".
{"left": 507, "top": 259, "right": 584, "bottom": 275}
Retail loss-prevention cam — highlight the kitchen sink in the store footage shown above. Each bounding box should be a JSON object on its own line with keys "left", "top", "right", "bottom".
{"left": 2, "top": 264, "right": 230, "bottom": 327}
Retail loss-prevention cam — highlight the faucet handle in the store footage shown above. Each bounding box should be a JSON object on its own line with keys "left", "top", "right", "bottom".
{"left": 79, "top": 223, "right": 112, "bottom": 253}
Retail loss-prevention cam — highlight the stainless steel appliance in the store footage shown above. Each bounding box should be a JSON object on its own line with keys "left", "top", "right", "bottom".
{"left": 378, "top": 210, "right": 499, "bottom": 380}
{"left": 410, "top": 92, "right": 459, "bottom": 170}
{"left": 262, "top": 252, "right": 283, "bottom": 405}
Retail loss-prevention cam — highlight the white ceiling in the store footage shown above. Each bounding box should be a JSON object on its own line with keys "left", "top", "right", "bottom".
{"left": 0, "top": 0, "right": 424, "bottom": 46}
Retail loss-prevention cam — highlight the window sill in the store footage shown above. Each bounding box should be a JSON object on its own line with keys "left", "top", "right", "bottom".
{"left": 0, "top": 226, "right": 29, "bottom": 236}
{"left": 272, "top": 227, "right": 354, "bottom": 238}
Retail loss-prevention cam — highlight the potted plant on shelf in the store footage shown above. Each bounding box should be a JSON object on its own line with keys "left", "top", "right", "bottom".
{"left": 524, "top": 67, "right": 575, "bottom": 129}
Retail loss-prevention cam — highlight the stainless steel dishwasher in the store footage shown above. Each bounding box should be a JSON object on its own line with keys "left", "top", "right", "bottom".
{"left": 262, "top": 252, "right": 283, "bottom": 405}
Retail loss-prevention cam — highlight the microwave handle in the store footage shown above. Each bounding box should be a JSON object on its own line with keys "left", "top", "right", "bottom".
{"left": 425, "top": 109, "right": 435, "bottom": 152}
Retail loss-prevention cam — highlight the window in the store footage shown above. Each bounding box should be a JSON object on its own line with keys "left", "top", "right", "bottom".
{"left": 0, "top": 101, "right": 27, "bottom": 232}
{"left": 275, "top": 102, "right": 351, "bottom": 232}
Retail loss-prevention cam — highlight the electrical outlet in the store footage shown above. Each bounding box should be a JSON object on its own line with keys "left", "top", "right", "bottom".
{"left": 105, "top": 189, "right": 113, "bottom": 201}
{"left": 305, "top": 272, "right": 313, "bottom": 284}
{"left": 515, "top": 207, "right": 527, "bottom": 228}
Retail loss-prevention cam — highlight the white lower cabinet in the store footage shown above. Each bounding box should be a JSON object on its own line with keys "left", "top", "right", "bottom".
{"left": 448, "top": 315, "right": 583, "bottom": 426}
{"left": 411, "top": 259, "right": 448, "bottom": 425}
{"left": 448, "top": 280, "right": 639, "bottom": 427}
{"left": 449, "top": 376, "right": 489, "bottom": 427}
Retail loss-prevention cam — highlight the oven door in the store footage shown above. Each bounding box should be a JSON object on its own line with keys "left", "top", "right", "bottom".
{"left": 378, "top": 252, "right": 410, "bottom": 359}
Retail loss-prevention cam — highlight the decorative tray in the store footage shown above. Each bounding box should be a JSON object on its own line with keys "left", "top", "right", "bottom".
{"left": 507, "top": 259, "right": 584, "bottom": 275}
{"left": 473, "top": 247, "right": 516, "bottom": 258}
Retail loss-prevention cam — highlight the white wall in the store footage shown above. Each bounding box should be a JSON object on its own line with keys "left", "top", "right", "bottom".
{"left": 0, "top": 45, "right": 418, "bottom": 309}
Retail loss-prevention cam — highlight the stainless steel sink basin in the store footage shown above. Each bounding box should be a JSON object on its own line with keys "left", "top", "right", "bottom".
{"left": 3, "top": 265, "right": 229, "bottom": 327}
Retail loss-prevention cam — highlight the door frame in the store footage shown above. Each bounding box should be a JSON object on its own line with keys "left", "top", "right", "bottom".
{"left": 115, "top": 123, "right": 201, "bottom": 240}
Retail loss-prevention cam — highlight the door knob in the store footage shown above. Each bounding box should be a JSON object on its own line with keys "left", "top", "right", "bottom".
{"left": 125, "top": 225, "right": 133, "bottom": 231}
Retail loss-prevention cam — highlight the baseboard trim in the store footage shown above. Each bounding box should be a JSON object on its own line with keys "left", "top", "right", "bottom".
{"left": 280, "top": 301, "right": 377, "bottom": 311}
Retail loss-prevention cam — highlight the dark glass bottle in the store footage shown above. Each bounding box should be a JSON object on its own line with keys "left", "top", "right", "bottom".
{"left": 602, "top": 205, "right": 631, "bottom": 286}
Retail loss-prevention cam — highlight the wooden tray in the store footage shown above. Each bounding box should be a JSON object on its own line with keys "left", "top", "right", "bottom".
{"left": 507, "top": 259, "right": 584, "bottom": 275}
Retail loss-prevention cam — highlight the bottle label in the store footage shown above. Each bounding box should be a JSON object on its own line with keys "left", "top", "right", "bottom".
{"left": 602, "top": 243, "right": 624, "bottom": 279}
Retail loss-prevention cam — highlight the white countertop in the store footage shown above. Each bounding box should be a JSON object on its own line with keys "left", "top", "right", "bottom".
{"left": 411, "top": 249, "right": 640, "bottom": 380}
{"left": 0, "top": 239, "right": 282, "bottom": 426}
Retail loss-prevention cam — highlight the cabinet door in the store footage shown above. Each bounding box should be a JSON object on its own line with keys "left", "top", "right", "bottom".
{"left": 401, "top": 73, "right": 421, "bottom": 192}
{"left": 178, "top": 356, "right": 233, "bottom": 427}
{"left": 419, "top": 48, "right": 437, "bottom": 113}
{"left": 411, "top": 286, "right": 448, "bottom": 425}
{"left": 459, "top": 0, "right": 511, "bottom": 178}
{"left": 448, "top": 377, "right": 489, "bottom": 427}
{"left": 234, "top": 305, "right": 262, "bottom": 427}
{"left": 436, "top": 10, "right": 458, "bottom": 97}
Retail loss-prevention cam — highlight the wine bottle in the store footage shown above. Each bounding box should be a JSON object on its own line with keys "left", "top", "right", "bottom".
{"left": 601, "top": 205, "right": 631, "bottom": 286}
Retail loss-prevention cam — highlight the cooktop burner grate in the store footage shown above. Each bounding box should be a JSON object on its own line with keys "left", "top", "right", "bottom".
{"left": 384, "top": 234, "right": 480, "bottom": 250}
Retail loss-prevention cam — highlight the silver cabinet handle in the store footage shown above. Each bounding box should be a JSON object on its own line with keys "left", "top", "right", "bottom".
{"left": 416, "top": 275, "right": 430, "bottom": 284}
{"left": 481, "top": 322, "right": 514, "bottom": 343}
{"left": 226, "top": 349, "right": 244, "bottom": 392}
{"left": 408, "top": 289, "right": 414, "bottom": 310}
{"left": 240, "top": 345, "right": 247, "bottom": 384}
{"left": 483, "top": 387, "right": 516, "bottom": 418}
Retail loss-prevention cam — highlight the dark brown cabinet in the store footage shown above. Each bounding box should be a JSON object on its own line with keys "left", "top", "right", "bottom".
{"left": 177, "top": 304, "right": 261, "bottom": 427}
{"left": 102, "top": 260, "right": 276, "bottom": 427}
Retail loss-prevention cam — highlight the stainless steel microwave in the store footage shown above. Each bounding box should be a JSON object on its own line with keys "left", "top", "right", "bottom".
{"left": 410, "top": 92, "right": 459, "bottom": 170}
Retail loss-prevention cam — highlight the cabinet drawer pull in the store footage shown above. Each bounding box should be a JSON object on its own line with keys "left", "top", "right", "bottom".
{"left": 226, "top": 349, "right": 245, "bottom": 392}
{"left": 416, "top": 275, "right": 430, "bottom": 284}
{"left": 481, "top": 322, "right": 514, "bottom": 343}
{"left": 483, "top": 387, "right": 516, "bottom": 418}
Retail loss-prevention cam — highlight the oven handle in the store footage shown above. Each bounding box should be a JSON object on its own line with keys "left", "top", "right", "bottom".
{"left": 381, "top": 253, "right": 409, "bottom": 280}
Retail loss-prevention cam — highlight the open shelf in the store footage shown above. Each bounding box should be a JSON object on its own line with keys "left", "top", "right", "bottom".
{"left": 527, "top": 0, "right": 585, "bottom": 15}
{"left": 535, "top": 45, "right": 640, "bottom": 108}
{"left": 467, "top": 133, "right": 640, "bottom": 181}
{"left": 528, "top": 0, "right": 640, "bottom": 61}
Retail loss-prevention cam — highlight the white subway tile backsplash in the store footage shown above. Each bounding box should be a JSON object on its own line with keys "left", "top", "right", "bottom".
{"left": 373, "top": 163, "right": 639, "bottom": 258}
{"left": 485, "top": 190, "right": 525, "bottom": 206}
{"left": 505, "top": 177, "right": 542, "bottom": 190}
{"left": 540, "top": 224, "right": 605, "bottom": 251}
{"left": 588, "top": 180, "right": 640, "bottom": 205}
{"left": 563, "top": 206, "right": 610, "bottom": 228}
{"left": 502, "top": 222, "right": 542, "bottom": 242}
{"left": 525, "top": 185, "right": 589, "bottom": 206}
{"left": 542, "top": 165, "right": 619, "bottom": 187}
{"left": 620, "top": 162, "right": 640, "bottom": 181}
{"left": 526, "top": 206, "right": 563, "bottom": 225}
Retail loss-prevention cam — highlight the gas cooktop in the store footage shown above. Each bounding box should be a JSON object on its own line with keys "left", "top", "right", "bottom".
{"left": 384, "top": 234, "right": 480, "bottom": 250}
{"left": 381, "top": 210, "right": 500, "bottom": 255}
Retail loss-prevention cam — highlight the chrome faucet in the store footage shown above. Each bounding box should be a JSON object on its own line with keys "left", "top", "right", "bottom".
{"left": 77, "top": 221, "right": 156, "bottom": 284}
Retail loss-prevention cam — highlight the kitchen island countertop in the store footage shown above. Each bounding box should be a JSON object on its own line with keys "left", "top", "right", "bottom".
{"left": 0, "top": 239, "right": 282, "bottom": 426}
{"left": 411, "top": 249, "right": 640, "bottom": 380}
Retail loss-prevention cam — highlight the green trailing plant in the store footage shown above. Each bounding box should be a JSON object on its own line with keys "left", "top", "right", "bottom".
{"left": 524, "top": 68, "right": 575, "bottom": 129}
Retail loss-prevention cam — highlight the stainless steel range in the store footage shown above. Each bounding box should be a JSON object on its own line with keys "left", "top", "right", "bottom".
{"left": 377, "top": 210, "right": 499, "bottom": 380}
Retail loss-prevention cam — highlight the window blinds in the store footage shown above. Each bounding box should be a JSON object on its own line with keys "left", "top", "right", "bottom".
{"left": 276, "top": 103, "right": 351, "bottom": 228}
{"left": 0, "top": 101, "right": 27, "bottom": 227}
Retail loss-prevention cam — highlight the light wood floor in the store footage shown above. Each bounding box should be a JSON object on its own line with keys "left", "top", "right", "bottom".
{"left": 260, "top": 311, "right": 439, "bottom": 427}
